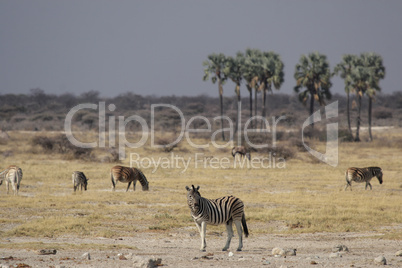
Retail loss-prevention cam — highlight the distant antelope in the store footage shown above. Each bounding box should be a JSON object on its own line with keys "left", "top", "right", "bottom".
{"left": 72, "top": 171, "right": 89, "bottom": 192}
{"left": 345, "top": 167, "right": 383, "bottom": 190}
{"left": 232, "top": 146, "right": 250, "bottom": 160}
{"left": 111, "top": 165, "right": 149, "bottom": 192}
{"left": 0, "top": 165, "right": 23, "bottom": 195}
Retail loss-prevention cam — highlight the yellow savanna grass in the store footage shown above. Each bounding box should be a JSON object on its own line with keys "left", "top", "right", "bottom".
{"left": 0, "top": 129, "right": 401, "bottom": 250}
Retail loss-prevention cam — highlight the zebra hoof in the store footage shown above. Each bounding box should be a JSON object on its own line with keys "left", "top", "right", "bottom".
{"left": 236, "top": 249, "right": 242, "bottom": 252}
{"left": 222, "top": 248, "right": 228, "bottom": 251}
{"left": 200, "top": 249, "right": 206, "bottom": 252}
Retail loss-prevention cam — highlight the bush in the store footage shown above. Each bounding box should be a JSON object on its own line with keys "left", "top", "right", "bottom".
{"left": 31, "top": 134, "right": 94, "bottom": 160}
{"left": 31, "top": 136, "right": 54, "bottom": 151}
{"left": 374, "top": 108, "right": 393, "bottom": 119}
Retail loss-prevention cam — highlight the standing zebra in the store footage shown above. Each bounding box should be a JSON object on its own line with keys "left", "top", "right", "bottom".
{"left": 345, "top": 167, "right": 383, "bottom": 191}
{"left": 232, "top": 146, "right": 251, "bottom": 160}
{"left": 111, "top": 165, "right": 149, "bottom": 192}
{"left": 185, "top": 185, "right": 249, "bottom": 252}
{"left": 0, "top": 165, "right": 23, "bottom": 195}
{"left": 72, "top": 171, "right": 89, "bottom": 192}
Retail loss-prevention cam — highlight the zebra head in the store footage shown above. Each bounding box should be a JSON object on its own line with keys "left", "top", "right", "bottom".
{"left": 375, "top": 167, "right": 383, "bottom": 184}
{"left": 84, "top": 178, "right": 88, "bottom": 191}
{"left": 186, "top": 185, "right": 201, "bottom": 213}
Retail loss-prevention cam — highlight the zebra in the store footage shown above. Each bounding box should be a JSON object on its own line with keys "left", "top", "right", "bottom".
{"left": 345, "top": 167, "right": 383, "bottom": 191}
{"left": 185, "top": 185, "right": 249, "bottom": 252}
{"left": 111, "top": 165, "right": 149, "bottom": 192}
{"left": 0, "top": 165, "right": 23, "bottom": 195}
{"left": 72, "top": 171, "right": 89, "bottom": 192}
{"left": 232, "top": 146, "right": 251, "bottom": 160}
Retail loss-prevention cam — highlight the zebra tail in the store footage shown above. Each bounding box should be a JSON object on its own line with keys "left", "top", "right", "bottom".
{"left": 242, "top": 214, "right": 249, "bottom": 238}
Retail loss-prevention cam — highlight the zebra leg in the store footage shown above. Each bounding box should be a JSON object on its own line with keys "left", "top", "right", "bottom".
{"left": 111, "top": 174, "right": 116, "bottom": 191}
{"left": 126, "top": 181, "right": 132, "bottom": 192}
{"left": 222, "top": 220, "right": 233, "bottom": 251}
{"left": 234, "top": 220, "right": 244, "bottom": 251}
{"left": 366, "top": 182, "right": 372, "bottom": 190}
{"left": 196, "top": 222, "right": 207, "bottom": 251}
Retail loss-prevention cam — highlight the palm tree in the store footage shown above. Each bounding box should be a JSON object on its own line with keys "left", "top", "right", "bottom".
{"left": 243, "top": 49, "right": 260, "bottom": 128}
{"left": 294, "top": 52, "right": 332, "bottom": 129}
{"left": 203, "top": 53, "right": 227, "bottom": 140}
{"left": 259, "top": 51, "right": 285, "bottom": 127}
{"left": 349, "top": 61, "right": 369, "bottom": 142}
{"left": 334, "top": 54, "right": 357, "bottom": 138}
{"left": 224, "top": 52, "right": 245, "bottom": 137}
{"left": 360, "top": 53, "right": 386, "bottom": 141}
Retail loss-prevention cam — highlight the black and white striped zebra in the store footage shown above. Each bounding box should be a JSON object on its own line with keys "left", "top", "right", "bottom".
{"left": 185, "top": 185, "right": 249, "bottom": 252}
{"left": 0, "top": 165, "right": 23, "bottom": 195}
{"left": 111, "top": 165, "right": 149, "bottom": 192}
{"left": 345, "top": 167, "right": 383, "bottom": 191}
{"left": 72, "top": 171, "right": 89, "bottom": 192}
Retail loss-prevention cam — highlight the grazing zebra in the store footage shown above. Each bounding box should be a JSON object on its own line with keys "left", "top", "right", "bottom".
{"left": 185, "top": 185, "right": 249, "bottom": 252}
{"left": 232, "top": 146, "right": 251, "bottom": 160}
{"left": 72, "top": 171, "right": 89, "bottom": 192}
{"left": 345, "top": 167, "right": 383, "bottom": 191}
{"left": 0, "top": 165, "right": 23, "bottom": 195}
{"left": 111, "top": 165, "right": 149, "bottom": 192}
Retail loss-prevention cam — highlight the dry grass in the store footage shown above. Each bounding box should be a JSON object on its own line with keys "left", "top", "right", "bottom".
{"left": 0, "top": 129, "right": 401, "bottom": 250}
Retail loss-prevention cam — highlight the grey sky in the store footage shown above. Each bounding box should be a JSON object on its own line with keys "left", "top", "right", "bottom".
{"left": 0, "top": 0, "right": 401, "bottom": 97}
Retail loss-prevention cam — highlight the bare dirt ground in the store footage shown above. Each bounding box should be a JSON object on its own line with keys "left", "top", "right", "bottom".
{"left": 1, "top": 230, "right": 401, "bottom": 268}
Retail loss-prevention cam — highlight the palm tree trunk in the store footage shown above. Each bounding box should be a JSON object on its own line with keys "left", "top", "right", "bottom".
{"left": 218, "top": 79, "right": 225, "bottom": 141}
{"left": 254, "top": 88, "right": 258, "bottom": 129}
{"left": 309, "top": 90, "right": 315, "bottom": 129}
{"left": 248, "top": 86, "right": 253, "bottom": 128}
{"left": 355, "top": 93, "right": 362, "bottom": 142}
{"left": 234, "top": 92, "right": 241, "bottom": 141}
{"left": 346, "top": 91, "right": 352, "bottom": 136}
{"left": 368, "top": 97, "right": 373, "bottom": 142}
{"left": 261, "top": 88, "right": 267, "bottom": 130}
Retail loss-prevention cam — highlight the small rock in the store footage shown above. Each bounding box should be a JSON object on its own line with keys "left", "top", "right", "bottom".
{"left": 118, "top": 254, "right": 127, "bottom": 260}
{"left": 329, "top": 252, "right": 342, "bottom": 258}
{"left": 333, "top": 244, "right": 349, "bottom": 252}
{"left": 262, "top": 260, "right": 270, "bottom": 265}
{"left": 272, "top": 247, "right": 285, "bottom": 257}
{"left": 284, "top": 248, "right": 297, "bottom": 256}
{"left": 132, "top": 256, "right": 162, "bottom": 268}
{"left": 37, "top": 249, "right": 57, "bottom": 255}
{"left": 228, "top": 252, "right": 234, "bottom": 257}
{"left": 310, "top": 260, "right": 318, "bottom": 265}
{"left": 374, "top": 256, "right": 387, "bottom": 265}
{"left": 396, "top": 250, "right": 402, "bottom": 256}
{"left": 81, "top": 252, "right": 90, "bottom": 260}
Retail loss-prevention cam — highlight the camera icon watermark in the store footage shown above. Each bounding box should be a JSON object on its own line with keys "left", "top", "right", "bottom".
{"left": 302, "top": 101, "right": 338, "bottom": 167}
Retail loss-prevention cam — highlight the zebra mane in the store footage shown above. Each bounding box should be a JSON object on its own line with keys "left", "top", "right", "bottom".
{"left": 137, "top": 169, "right": 149, "bottom": 187}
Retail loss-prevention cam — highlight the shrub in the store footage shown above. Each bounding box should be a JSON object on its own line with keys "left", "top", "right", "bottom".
{"left": 31, "top": 136, "right": 54, "bottom": 151}
{"left": 374, "top": 108, "right": 393, "bottom": 119}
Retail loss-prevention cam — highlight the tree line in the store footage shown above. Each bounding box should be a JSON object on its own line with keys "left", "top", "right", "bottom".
{"left": 203, "top": 49, "right": 385, "bottom": 142}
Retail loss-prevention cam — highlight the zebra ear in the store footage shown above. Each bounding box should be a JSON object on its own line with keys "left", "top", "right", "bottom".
{"left": 185, "top": 186, "right": 190, "bottom": 191}
{"left": 196, "top": 185, "right": 200, "bottom": 191}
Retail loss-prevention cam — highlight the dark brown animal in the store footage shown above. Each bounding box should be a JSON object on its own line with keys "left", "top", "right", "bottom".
{"left": 231, "top": 146, "right": 250, "bottom": 160}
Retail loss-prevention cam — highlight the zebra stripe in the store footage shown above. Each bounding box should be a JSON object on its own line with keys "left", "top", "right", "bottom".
{"left": 186, "top": 185, "right": 249, "bottom": 252}
{"left": 110, "top": 165, "right": 149, "bottom": 192}
{"left": 0, "top": 165, "right": 23, "bottom": 195}
{"left": 345, "top": 167, "right": 383, "bottom": 190}
{"left": 72, "top": 171, "right": 88, "bottom": 192}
